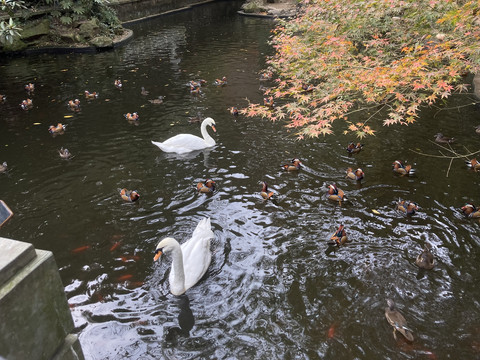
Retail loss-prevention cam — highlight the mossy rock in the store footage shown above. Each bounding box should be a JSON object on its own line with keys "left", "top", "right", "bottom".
{"left": 89, "top": 36, "right": 113, "bottom": 48}
{"left": 78, "top": 18, "right": 100, "bottom": 40}
{"left": 2, "top": 38, "right": 28, "bottom": 52}
{"left": 20, "top": 19, "right": 51, "bottom": 40}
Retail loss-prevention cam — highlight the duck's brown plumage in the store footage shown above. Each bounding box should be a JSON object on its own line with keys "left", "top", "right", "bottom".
{"left": 385, "top": 299, "right": 414, "bottom": 342}
{"left": 415, "top": 243, "right": 435, "bottom": 269}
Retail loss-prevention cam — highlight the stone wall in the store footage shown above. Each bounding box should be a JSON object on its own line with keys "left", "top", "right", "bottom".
{"left": 110, "top": 0, "right": 215, "bottom": 23}
{"left": 0, "top": 237, "right": 84, "bottom": 360}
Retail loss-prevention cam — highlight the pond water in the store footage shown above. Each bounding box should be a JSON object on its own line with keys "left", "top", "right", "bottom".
{"left": 1, "top": 1, "right": 480, "bottom": 359}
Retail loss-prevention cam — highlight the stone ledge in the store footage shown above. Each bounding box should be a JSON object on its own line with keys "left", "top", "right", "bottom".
{"left": 0, "top": 237, "right": 36, "bottom": 288}
{"left": 23, "top": 28, "right": 134, "bottom": 55}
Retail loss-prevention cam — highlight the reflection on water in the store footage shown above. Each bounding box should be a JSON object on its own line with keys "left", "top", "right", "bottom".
{"left": 1, "top": 1, "right": 480, "bottom": 359}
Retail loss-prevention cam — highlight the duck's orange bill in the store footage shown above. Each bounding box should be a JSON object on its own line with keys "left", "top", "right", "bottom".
{"left": 153, "top": 251, "right": 162, "bottom": 261}
{"left": 211, "top": 125, "right": 216, "bottom": 132}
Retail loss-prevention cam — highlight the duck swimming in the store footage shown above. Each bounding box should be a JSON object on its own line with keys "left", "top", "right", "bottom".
{"left": 346, "top": 142, "right": 363, "bottom": 154}
{"left": 0, "top": 162, "right": 7, "bottom": 173}
{"left": 434, "top": 133, "right": 455, "bottom": 144}
{"left": 120, "top": 188, "right": 140, "bottom": 202}
{"left": 384, "top": 299, "right": 414, "bottom": 342}
{"left": 153, "top": 217, "right": 214, "bottom": 296}
{"left": 0, "top": 94, "right": 6, "bottom": 102}
{"left": 25, "top": 83, "right": 34, "bottom": 93}
{"left": 461, "top": 203, "right": 480, "bottom": 218}
{"left": 67, "top": 99, "right": 80, "bottom": 111}
{"left": 465, "top": 158, "right": 480, "bottom": 171}
{"left": 48, "top": 123, "right": 66, "bottom": 134}
{"left": 151, "top": 117, "right": 216, "bottom": 154}
{"left": 281, "top": 158, "right": 302, "bottom": 171}
{"left": 230, "top": 107, "right": 239, "bottom": 117}
{"left": 392, "top": 160, "right": 415, "bottom": 176}
{"left": 263, "top": 96, "right": 275, "bottom": 107}
{"left": 197, "top": 179, "right": 216, "bottom": 193}
{"left": 396, "top": 200, "right": 418, "bottom": 215}
{"left": 346, "top": 167, "right": 364, "bottom": 181}
{"left": 214, "top": 76, "right": 227, "bottom": 86}
{"left": 124, "top": 112, "right": 139, "bottom": 121}
{"left": 329, "top": 224, "right": 348, "bottom": 246}
{"left": 20, "top": 99, "right": 33, "bottom": 110}
{"left": 114, "top": 79, "right": 123, "bottom": 90}
{"left": 58, "top": 148, "right": 72, "bottom": 159}
{"left": 84, "top": 90, "right": 98, "bottom": 99}
{"left": 415, "top": 242, "right": 435, "bottom": 270}
{"left": 260, "top": 181, "right": 274, "bottom": 200}
{"left": 149, "top": 96, "right": 165, "bottom": 105}
{"left": 327, "top": 184, "right": 346, "bottom": 205}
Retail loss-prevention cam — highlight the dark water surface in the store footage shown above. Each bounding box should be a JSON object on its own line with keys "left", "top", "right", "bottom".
{"left": 1, "top": 2, "right": 480, "bottom": 359}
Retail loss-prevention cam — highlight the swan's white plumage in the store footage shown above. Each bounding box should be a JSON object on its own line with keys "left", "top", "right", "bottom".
{"left": 155, "top": 217, "right": 214, "bottom": 295}
{"left": 151, "top": 117, "right": 216, "bottom": 154}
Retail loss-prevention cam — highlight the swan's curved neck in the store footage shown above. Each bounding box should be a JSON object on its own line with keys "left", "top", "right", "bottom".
{"left": 201, "top": 122, "right": 214, "bottom": 145}
{"left": 170, "top": 245, "right": 186, "bottom": 295}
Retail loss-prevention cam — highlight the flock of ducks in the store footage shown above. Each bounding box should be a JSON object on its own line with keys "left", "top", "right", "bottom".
{"left": 1, "top": 72, "right": 479, "bottom": 344}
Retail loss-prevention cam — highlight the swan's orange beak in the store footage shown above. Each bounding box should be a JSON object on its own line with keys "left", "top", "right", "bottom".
{"left": 211, "top": 125, "right": 216, "bottom": 132}
{"left": 153, "top": 250, "right": 162, "bottom": 261}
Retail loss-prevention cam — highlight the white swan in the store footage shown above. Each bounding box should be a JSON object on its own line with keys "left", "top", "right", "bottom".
{"left": 151, "top": 117, "right": 216, "bottom": 154}
{"left": 153, "top": 217, "right": 214, "bottom": 295}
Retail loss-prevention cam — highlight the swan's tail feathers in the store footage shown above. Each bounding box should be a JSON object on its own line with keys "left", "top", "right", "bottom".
{"left": 151, "top": 140, "right": 165, "bottom": 151}
{"left": 193, "top": 217, "right": 214, "bottom": 240}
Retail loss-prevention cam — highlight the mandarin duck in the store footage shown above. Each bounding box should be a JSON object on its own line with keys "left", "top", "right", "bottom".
{"left": 263, "top": 96, "right": 275, "bottom": 108}
{"left": 260, "top": 181, "right": 275, "bottom": 200}
{"left": 20, "top": 99, "right": 33, "bottom": 110}
{"left": 84, "top": 90, "right": 98, "bottom": 99}
{"left": 67, "top": 99, "right": 80, "bottom": 111}
{"left": 434, "top": 133, "right": 455, "bottom": 144}
{"left": 197, "top": 179, "right": 215, "bottom": 193}
{"left": 214, "top": 76, "right": 227, "bottom": 86}
{"left": 329, "top": 224, "right": 348, "bottom": 246}
{"left": 465, "top": 158, "right": 480, "bottom": 171}
{"left": 58, "top": 147, "right": 72, "bottom": 159}
{"left": 120, "top": 188, "right": 140, "bottom": 202}
{"left": 396, "top": 200, "right": 418, "bottom": 215}
{"left": 461, "top": 203, "right": 480, "bottom": 218}
{"left": 48, "top": 123, "right": 66, "bottom": 134}
{"left": 392, "top": 160, "right": 415, "bottom": 176}
{"left": 229, "top": 107, "right": 239, "bottom": 117}
{"left": 281, "top": 158, "right": 302, "bottom": 171}
{"left": 346, "top": 142, "right": 363, "bottom": 154}
{"left": 327, "top": 184, "right": 346, "bottom": 205}
{"left": 124, "top": 112, "right": 139, "bottom": 121}
{"left": 0, "top": 94, "right": 6, "bottom": 102}
{"left": 190, "top": 85, "right": 201, "bottom": 95}
{"left": 25, "top": 83, "right": 34, "bottom": 93}
{"left": 0, "top": 161, "right": 7, "bottom": 173}
{"left": 301, "top": 83, "right": 314, "bottom": 92}
{"left": 114, "top": 79, "right": 123, "bottom": 90}
{"left": 385, "top": 299, "right": 414, "bottom": 342}
{"left": 346, "top": 167, "right": 364, "bottom": 181}
{"left": 149, "top": 96, "right": 165, "bottom": 104}
{"left": 140, "top": 86, "right": 149, "bottom": 96}
{"left": 415, "top": 242, "right": 435, "bottom": 270}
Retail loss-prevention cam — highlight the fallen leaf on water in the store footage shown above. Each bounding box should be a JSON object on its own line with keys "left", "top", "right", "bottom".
{"left": 61, "top": 69, "right": 68, "bottom": 72}
{"left": 372, "top": 209, "right": 380, "bottom": 215}
{"left": 33, "top": 122, "right": 41, "bottom": 125}
{"left": 63, "top": 115, "right": 73, "bottom": 119}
